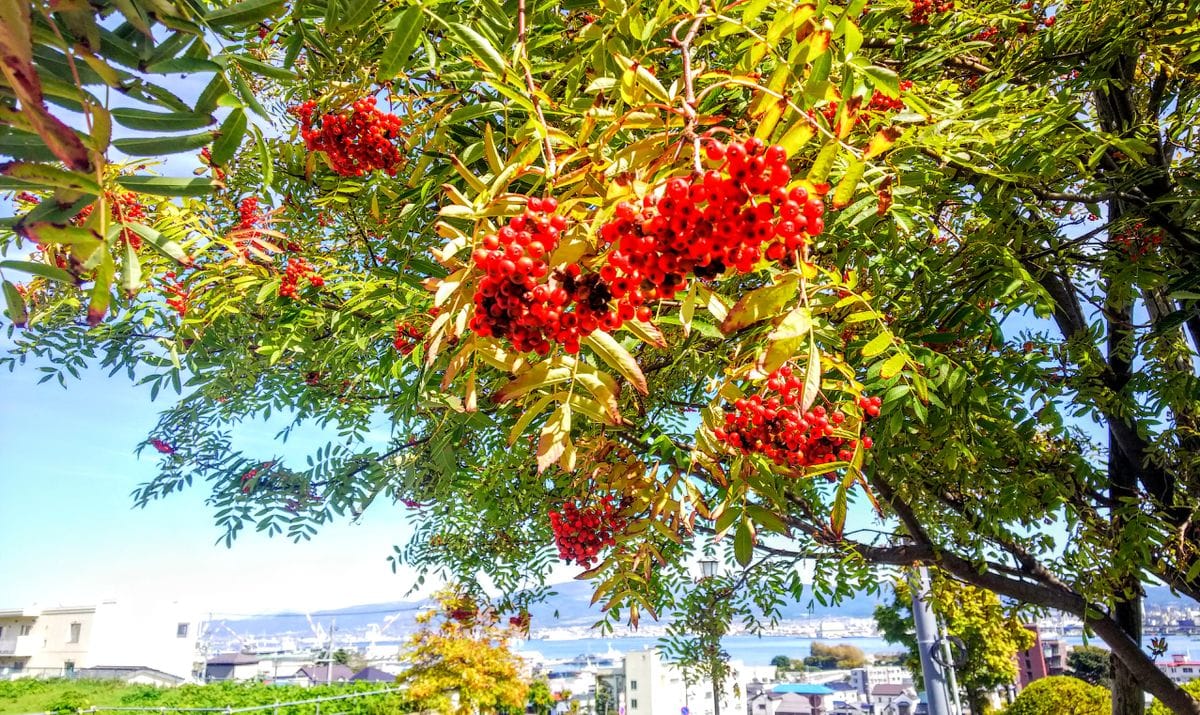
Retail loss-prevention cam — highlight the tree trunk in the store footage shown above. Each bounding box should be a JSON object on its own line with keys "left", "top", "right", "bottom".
{"left": 967, "top": 689, "right": 989, "bottom": 715}
{"left": 1112, "top": 596, "right": 1145, "bottom": 715}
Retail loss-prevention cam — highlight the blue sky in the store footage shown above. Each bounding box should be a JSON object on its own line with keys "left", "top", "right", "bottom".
{"left": 0, "top": 363, "right": 434, "bottom": 615}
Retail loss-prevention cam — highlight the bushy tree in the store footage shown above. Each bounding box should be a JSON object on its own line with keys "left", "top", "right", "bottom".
{"left": 3, "top": 0, "right": 1199, "bottom": 713}
{"left": 875, "top": 573, "right": 1035, "bottom": 715}
{"left": 805, "top": 642, "right": 866, "bottom": 670}
{"left": 1070, "top": 645, "right": 1115, "bottom": 687}
{"left": 397, "top": 589, "right": 528, "bottom": 714}
{"left": 1004, "top": 676, "right": 1111, "bottom": 715}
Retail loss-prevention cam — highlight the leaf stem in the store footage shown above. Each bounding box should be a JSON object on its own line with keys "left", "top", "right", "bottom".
{"left": 517, "top": 0, "right": 558, "bottom": 180}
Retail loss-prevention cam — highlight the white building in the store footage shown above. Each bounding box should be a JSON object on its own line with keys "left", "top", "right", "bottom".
{"left": 606, "top": 648, "right": 746, "bottom": 715}
{"left": 849, "top": 666, "right": 910, "bottom": 697}
{"left": 0, "top": 601, "right": 200, "bottom": 682}
{"left": 870, "top": 683, "right": 918, "bottom": 713}
{"left": 1160, "top": 653, "right": 1200, "bottom": 685}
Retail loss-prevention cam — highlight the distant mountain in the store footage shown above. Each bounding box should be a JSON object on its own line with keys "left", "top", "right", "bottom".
{"left": 204, "top": 583, "right": 1193, "bottom": 646}
{"left": 204, "top": 582, "right": 887, "bottom": 644}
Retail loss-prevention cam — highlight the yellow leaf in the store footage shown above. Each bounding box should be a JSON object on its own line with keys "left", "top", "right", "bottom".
{"left": 807, "top": 141, "right": 839, "bottom": 183}
{"left": 864, "top": 126, "right": 902, "bottom": 160}
{"left": 778, "top": 118, "right": 816, "bottom": 156}
{"left": 759, "top": 306, "right": 812, "bottom": 376}
{"left": 801, "top": 342, "right": 821, "bottom": 411}
{"left": 537, "top": 404, "right": 572, "bottom": 474}
{"left": 721, "top": 275, "right": 799, "bottom": 334}
{"left": 880, "top": 352, "right": 905, "bottom": 379}
{"left": 861, "top": 331, "right": 891, "bottom": 358}
{"left": 508, "top": 393, "right": 556, "bottom": 446}
{"left": 582, "top": 330, "right": 648, "bottom": 395}
{"left": 623, "top": 317, "right": 667, "bottom": 348}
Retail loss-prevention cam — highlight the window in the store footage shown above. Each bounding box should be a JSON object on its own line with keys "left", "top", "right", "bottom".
{"left": 630, "top": 699, "right": 638, "bottom": 709}
{"left": 630, "top": 680, "right": 637, "bottom": 690}
{"left": 177, "top": 623, "right": 189, "bottom": 638}
{"left": 63, "top": 660, "right": 75, "bottom": 676}
{"left": 20, "top": 625, "right": 31, "bottom": 636}
{"left": 0, "top": 626, "right": 5, "bottom": 638}
{"left": 68, "top": 622, "right": 81, "bottom": 644}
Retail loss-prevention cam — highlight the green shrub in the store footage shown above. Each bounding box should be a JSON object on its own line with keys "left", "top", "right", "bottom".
{"left": 1004, "top": 676, "right": 1110, "bottom": 715}
{"left": 1148, "top": 679, "right": 1200, "bottom": 715}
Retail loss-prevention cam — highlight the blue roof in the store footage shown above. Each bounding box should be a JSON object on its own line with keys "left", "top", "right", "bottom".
{"left": 772, "top": 684, "right": 835, "bottom": 695}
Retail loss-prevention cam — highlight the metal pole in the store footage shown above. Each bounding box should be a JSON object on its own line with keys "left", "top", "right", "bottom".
{"left": 937, "top": 618, "right": 963, "bottom": 715}
{"left": 326, "top": 619, "right": 336, "bottom": 685}
{"left": 909, "top": 566, "right": 952, "bottom": 715}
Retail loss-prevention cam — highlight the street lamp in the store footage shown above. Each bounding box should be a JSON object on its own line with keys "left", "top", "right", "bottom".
{"left": 695, "top": 557, "right": 722, "bottom": 715}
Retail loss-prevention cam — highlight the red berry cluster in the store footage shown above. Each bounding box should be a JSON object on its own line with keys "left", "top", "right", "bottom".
{"left": 549, "top": 496, "right": 629, "bottom": 568}
{"left": 910, "top": 0, "right": 953, "bottom": 25}
{"left": 974, "top": 25, "right": 1000, "bottom": 41}
{"left": 393, "top": 322, "right": 424, "bottom": 354}
{"left": 75, "top": 192, "right": 147, "bottom": 250}
{"left": 1113, "top": 221, "right": 1163, "bottom": 261}
{"left": 600, "top": 138, "right": 819, "bottom": 294}
{"left": 508, "top": 611, "right": 531, "bottom": 631}
{"left": 294, "top": 97, "right": 405, "bottom": 177}
{"left": 151, "top": 439, "right": 175, "bottom": 455}
{"left": 468, "top": 198, "right": 614, "bottom": 355}
{"left": 199, "top": 147, "right": 226, "bottom": 181}
{"left": 15, "top": 191, "right": 40, "bottom": 204}
{"left": 866, "top": 80, "right": 914, "bottom": 113}
{"left": 162, "top": 271, "right": 189, "bottom": 317}
{"left": 279, "top": 257, "right": 324, "bottom": 298}
{"left": 713, "top": 365, "right": 877, "bottom": 470}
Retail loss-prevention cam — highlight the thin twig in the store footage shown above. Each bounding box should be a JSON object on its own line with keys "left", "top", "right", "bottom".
{"left": 669, "top": 9, "right": 707, "bottom": 173}
{"left": 517, "top": 0, "right": 558, "bottom": 179}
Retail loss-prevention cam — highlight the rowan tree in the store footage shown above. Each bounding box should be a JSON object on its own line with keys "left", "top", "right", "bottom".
{"left": 2, "top": 0, "right": 1199, "bottom": 713}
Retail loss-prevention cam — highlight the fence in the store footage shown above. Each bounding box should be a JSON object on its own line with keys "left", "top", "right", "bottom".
{"left": 18, "top": 687, "right": 420, "bottom": 715}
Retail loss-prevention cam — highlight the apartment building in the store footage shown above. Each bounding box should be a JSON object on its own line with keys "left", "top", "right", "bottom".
{"left": 1015, "top": 625, "right": 1068, "bottom": 688}
{"left": 0, "top": 601, "right": 200, "bottom": 681}
{"left": 1160, "top": 653, "right": 1200, "bottom": 685}
{"left": 613, "top": 649, "right": 746, "bottom": 715}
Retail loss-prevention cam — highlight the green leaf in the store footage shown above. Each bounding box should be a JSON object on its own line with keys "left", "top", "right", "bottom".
{"left": 210, "top": 108, "right": 246, "bottom": 165}
{"left": 87, "top": 250, "right": 115, "bottom": 326}
{"left": 808, "top": 141, "right": 839, "bottom": 183}
{"left": 377, "top": 7, "right": 423, "bottom": 81}
{"left": 116, "top": 176, "right": 215, "bottom": 197}
{"left": 113, "top": 131, "right": 215, "bottom": 156}
{"left": 205, "top": 0, "right": 285, "bottom": 27}
{"left": 0, "top": 260, "right": 75, "bottom": 284}
{"left": 336, "top": 0, "right": 377, "bottom": 31}
{"left": 747, "top": 504, "right": 790, "bottom": 536}
{"left": 111, "top": 108, "right": 215, "bottom": 132}
{"left": 230, "top": 54, "right": 297, "bottom": 80}
{"left": 123, "top": 223, "right": 191, "bottom": 265}
{"left": 15, "top": 223, "right": 102, "bottom": 246}
{"left": 734, "top": 519, "right": 754, "bottom": 566}
{"left": 861, "top": 331, "right": 891, "bottom": 358}
{"left": 449, "top": 23, "right": 507, "bottom": 77}
{"left": 830, "top": 486, "right": 847, "bottom": 538}
{"left": 721, "top": 275, "right": 799, "bottom": 334}
{"left": 832, "top": 158, "right": 865, "bottom": 209}
{"left": 2, "top": 280, "right": 27, "bottom": 327}
{"left": 862, "top": 64, "right": 901, "bottom": 98}
{"left": 145, "top": 56, "right": 222, "bottom": 74}
{"left": 0, "top": 161, "right": 100, "bottom": 193}
{"left": 121, "top": 237, "right": 143, "bottom": 294}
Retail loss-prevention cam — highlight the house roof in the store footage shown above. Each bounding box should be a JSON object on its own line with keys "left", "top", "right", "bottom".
{"left": 350, "top": 666, "right": 395, "bottom": 683}
{"left": 872, "top": 683, "right": 910, "bottom": 696}
{"left": 774, "top": 684, "right": 835, "bottom": 695}
{"left": 78, "top": 666, "right": 185, "bottom": 684}
{"left": 207, "top": 653, "right": 260, "bottom": 665}
{"left": 298, "top": 664, "right": 354, "bottom": 683}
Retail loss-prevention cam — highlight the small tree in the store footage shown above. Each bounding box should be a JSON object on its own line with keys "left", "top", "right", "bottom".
{"left": 527, "top": 679, "right": 553, "bottom": 715}
{"left": 875, "top": 574, "right": 1035, "bottom": 715}
{"left": 397, "top": 589, "right": 528, "bottom": 715}
{"left": 805, "top": 643, "right": 866, "bottom": 670}
{"left": 1004, "top": 676, "right": 1111, "bottom": 715}
{"left": 770, "top": 655, "right": 794, "bottom": 670}
{"left": 1070, "top": 646, "right": 1115, "bottom": 687}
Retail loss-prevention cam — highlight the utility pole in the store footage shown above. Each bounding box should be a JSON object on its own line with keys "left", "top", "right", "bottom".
{"left": 909, "top": 566, "right": 953, "bottom": 715}
{"left": 326, "top": 619, "right": 336, "bottom": 685}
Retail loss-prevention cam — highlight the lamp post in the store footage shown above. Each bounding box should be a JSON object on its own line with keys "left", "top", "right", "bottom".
{"left": 697, "top": 558, "right": 721, "bottom": 715}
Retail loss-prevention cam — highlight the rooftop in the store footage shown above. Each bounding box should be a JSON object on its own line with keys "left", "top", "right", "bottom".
{"left": 773, "top": 684, "right": 835, "bottom": 695}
